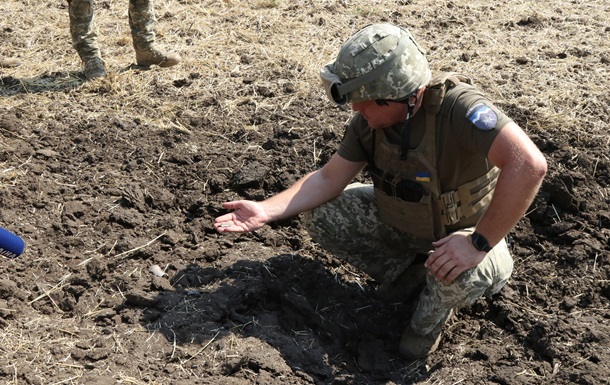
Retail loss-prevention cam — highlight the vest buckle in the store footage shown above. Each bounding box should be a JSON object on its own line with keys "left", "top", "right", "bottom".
{"left": 440, "top": 191, "right": 462, "bottom": 225}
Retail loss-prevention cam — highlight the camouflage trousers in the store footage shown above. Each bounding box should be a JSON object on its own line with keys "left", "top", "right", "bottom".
{"left": 67, "top": 0, "right": 157, "bottom": 60}
{"left": 303, "top": 183, "right": 514, "bottom": 336}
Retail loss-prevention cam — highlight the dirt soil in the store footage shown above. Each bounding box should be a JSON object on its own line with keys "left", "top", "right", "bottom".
{"left": 1, "top": 1, "right": 609, "bottom": 384}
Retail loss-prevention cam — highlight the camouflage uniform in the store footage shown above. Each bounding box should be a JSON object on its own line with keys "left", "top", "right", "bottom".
{"left": 67, "top": 0, "right": 180, "bottom": 79}
{"left": 317, "top": 24, "right": 515, "bottom": 354}
{"left": 68, "top": 0, "right": 157, "bottom": 60}
{"left": 303, "top": 183, "right": 513, "bottom": 336}
{"left": 304, "top": 183, "right": 431, "bottom": 284}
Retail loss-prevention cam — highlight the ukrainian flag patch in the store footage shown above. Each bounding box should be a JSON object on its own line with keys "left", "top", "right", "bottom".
{"left": 416, "top": 172, "right": 431, "bottom": 182}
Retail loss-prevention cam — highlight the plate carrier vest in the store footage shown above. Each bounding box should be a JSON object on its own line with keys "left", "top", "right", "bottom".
{"left": 366, "top": 73, "right": 500, "bottom": 241}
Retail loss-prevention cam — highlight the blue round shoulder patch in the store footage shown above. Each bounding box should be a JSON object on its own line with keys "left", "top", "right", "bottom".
{"left": 466, "top": 103, "right": 498, "bottom": 131}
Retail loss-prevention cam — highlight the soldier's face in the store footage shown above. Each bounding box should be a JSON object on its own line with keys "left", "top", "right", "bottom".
{"left": 351, "top": 100, "right": 408, "bottom": 129}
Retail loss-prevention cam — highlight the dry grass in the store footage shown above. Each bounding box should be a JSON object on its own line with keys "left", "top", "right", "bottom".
{"left": 1, "top": 0, "right": 610, "bottom": 384}
{"left": 2, "top": 1, "right": 608, "bottom": 139}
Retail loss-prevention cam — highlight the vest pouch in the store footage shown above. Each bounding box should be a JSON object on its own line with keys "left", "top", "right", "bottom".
{"left": 374, "top": 187, "right": 436, "bottom": 241}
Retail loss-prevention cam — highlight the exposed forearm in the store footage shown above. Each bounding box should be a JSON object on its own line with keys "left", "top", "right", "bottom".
{"left": 259, "top": 169, "right": 346, "bottom": 223}
{"left": 476, "top": 155, "right": 547, "bottom": 246}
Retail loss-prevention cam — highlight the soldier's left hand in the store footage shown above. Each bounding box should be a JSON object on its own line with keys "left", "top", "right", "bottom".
{"left": 425, "top": 231, "right": 487, "bottom": 283}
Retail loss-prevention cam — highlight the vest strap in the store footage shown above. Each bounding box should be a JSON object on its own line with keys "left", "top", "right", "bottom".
{"left": 437, "top": 166, "right": 500, "bottom": 226}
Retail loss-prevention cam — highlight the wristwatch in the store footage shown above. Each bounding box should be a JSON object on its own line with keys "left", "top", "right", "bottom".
{"left": 471, "top": 231, "right": 492, "bottom": 252}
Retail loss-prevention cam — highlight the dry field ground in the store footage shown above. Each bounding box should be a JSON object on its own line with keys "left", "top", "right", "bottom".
{"left": 1, "top": 0, "right": 609, "bottom": 384}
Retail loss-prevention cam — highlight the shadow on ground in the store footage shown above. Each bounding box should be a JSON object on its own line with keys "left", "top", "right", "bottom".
{"left": 128, "top": 253, "right": 435, "bottom": 384}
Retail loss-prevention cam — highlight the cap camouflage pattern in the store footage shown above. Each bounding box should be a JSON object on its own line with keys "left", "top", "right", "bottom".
{"left": 324, "top": 24, "right": 431, "bottom": 104}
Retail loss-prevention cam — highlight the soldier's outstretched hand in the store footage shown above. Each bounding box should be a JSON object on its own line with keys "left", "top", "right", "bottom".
{"left": 214, "top": 200, "right": 269, "bottom": 233}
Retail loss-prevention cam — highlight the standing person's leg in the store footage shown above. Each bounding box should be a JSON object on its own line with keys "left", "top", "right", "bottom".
{"left": 303, "top": 183, "right": 431, "bottom": 286}
{"left": 400, "top": 236, "right": 514, "bottom": 359}
{"left": 129, "top": 0, "right": 181, "bottom": 67}
{"left": 67, "top": 0, "right": 107, "bottom": 79}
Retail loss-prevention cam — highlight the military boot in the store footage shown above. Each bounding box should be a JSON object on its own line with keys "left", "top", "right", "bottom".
{"left": 68, "top": 0, "right": 103, "bottom": 78}
{"left": 135, "top": 46, "right": 181, "bottom": 67}
{"left": 0, "top": 57, "right": 22, "bottom": 68}
{"left": 129, "top": 0, "right": 181, "bottom": 68}
{"left": 83, "top": 57, "right": 107, "bottom": 80}
{"left": 399, "top": 309, "right": 453, "bottom": 360}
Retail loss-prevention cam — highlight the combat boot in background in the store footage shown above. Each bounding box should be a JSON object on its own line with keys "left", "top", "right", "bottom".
{"left": 82, "top": 56, "right": 108, "bottom": 80}
{"left": 129, "top": 0, "right": 181, "bottom": 68}
{"left": 134, "top": 45, "right": 181, "bottom": 67}
{"left": 0, "top": 57, "right": 22, "bottom": 68}
{"left": 68, "top": 0, "right": 107, "bottom": 79}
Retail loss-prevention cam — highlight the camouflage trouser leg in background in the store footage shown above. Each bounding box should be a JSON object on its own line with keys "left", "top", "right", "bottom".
{"left": 303, "top": 183, "right": 514, "bottom": 335}
{"left": 129, "top": 0, "right": 157, "bottom": 50}
{"left": 68, "top": 0, "right": 100, "bottom": 60}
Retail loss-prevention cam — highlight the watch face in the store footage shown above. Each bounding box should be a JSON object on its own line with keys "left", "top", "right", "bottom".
{"left": 472, "top": 232, "right": 490, "bottom": 252}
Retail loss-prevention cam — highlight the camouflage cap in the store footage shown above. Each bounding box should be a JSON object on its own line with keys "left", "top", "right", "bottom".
{"left": 320, "top": 24, "right": 431, "bottom": 105}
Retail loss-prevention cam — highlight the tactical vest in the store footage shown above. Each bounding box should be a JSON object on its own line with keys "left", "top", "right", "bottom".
{"left": 370, "top": 73, "right": 499, "bottom": 241}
